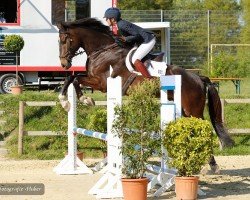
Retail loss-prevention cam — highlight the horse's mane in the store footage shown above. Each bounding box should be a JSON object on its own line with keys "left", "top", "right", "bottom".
{"left": 62, "top": 18, "right": 112, "bottom": 36}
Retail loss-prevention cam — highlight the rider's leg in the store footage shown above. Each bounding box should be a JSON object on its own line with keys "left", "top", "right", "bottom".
{"left": 132, "top": 38, "right": 156, "bottom": 78}
{"left": 134, "top": 59, "right": 151, "bottom": 78}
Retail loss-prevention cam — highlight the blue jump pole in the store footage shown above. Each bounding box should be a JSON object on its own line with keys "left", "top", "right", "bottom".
{"left": 73, "top": 127, "right": 107, "bottom": 141}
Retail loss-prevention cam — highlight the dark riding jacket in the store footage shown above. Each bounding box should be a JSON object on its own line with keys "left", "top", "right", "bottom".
{"left": 117, "top": 19, "right": 155, "bottom": 45}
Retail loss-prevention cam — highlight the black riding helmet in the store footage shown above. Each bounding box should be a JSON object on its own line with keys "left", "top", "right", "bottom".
{"left": 104, "top": 7, "right": 121, "bottom": 21}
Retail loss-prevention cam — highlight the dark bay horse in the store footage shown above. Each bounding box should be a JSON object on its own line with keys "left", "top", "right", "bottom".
{"left": 57, "top": 18, "right": 234, "bottom": 171}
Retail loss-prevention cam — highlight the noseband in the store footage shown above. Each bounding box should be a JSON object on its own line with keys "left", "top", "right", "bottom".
{"left": 59, "top": 31, "right": 84, "bottom": 61}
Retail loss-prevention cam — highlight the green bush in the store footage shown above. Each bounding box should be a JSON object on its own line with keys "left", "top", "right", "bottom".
{"left": 86, "top": 108, "right": 107, "bottom": 133}
{"left": 3, "top": 34, "right": 25, "bottom": 85}
{"left": 3, "top": 34, "right": 24, "bottom": 52}
{"left": 163, "top": 117, "right": 213, "bottom": 176}
{"left": 84, "top": 108, "right": 107, "bottom": 151}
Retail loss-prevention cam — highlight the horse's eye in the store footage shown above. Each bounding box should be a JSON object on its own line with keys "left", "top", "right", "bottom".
{"left": 60, "top": 34, "right": 67, "bottom": 43}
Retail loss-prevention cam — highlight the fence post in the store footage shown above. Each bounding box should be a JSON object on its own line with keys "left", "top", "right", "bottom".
{"left": 18, "top": 101, "right": 25, "bottom": 155}
{"left": 207, "top": 10, "right": 210, "bottom": 73}
{"left": 221, "top": 99, "right": 225, "bottom": 123}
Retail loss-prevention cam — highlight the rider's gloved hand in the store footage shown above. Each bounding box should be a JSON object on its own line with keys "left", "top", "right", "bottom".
{"left": 114, "top": 36, "right": 125, "bottom": 47}
{"left": 118, "top": 36, "right": 126, "bottom": 42}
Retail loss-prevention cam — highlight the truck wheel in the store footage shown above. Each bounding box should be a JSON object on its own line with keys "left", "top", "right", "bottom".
{"left": 0, "top": 74, "right": 23, "bottom": 94}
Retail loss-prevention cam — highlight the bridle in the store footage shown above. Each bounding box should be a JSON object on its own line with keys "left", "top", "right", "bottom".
{"left": 58, "top": 31, "right": 84, "bottom": 61}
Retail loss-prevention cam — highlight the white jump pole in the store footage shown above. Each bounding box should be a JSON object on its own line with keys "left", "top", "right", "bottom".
{"left": 147, "top": 75, "right": 182, "bottom": 197}
{"left": 160, "top": 75, "right": 181, "bottom": 175}
{"left": 53, "top": 84, "right": 93, "bottom": 175}
{"left": 157, "top": 75, "right": 205, "bottom": 197}
{"left": 88, "top": 74, "right": 123, "bottom": 199}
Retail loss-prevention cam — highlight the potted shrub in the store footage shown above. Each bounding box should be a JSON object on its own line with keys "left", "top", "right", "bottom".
{"left": 163, "top": 117, "right": 213, "bottom": 200}
{"left": 113, "top": 79, "right": 161, "bottom": 200}
{"left": 3, "top": 34, "right": 25, "bottom": 94}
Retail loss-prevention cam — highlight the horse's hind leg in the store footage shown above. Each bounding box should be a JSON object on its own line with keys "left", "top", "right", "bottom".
{"left": 209, "top": 155, "right": 220, "bottom": 174}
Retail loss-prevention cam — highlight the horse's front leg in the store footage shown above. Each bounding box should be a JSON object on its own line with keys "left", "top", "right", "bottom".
{"left": 73, "top": 76, "right": 95, "bottom": 106}
{"left": 59, "top": 75, "right": 76, "bottom": 111}
{"left": 59, "top": 75, "right": 76, "bottom": 100}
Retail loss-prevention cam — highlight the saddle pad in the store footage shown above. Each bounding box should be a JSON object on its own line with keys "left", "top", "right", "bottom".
{"left": 125, "top": 47, "right": 167, "bottom": 77}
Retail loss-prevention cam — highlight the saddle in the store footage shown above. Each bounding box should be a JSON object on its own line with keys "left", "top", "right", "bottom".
{"left": 125, "top": 47, "right": 167, "bottom": 77}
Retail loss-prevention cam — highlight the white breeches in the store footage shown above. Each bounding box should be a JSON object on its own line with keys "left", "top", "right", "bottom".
{"left": 131, "top": 37, "right": 156, "bottom": 64}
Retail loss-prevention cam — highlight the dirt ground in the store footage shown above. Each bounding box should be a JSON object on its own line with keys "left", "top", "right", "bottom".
{"left": 0, "top": 155, "right": 249, "bottom": 200}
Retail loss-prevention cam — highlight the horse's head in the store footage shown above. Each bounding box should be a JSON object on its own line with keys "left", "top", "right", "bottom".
{"left": 57, "top": 23, "right": 80, "bottom": 69}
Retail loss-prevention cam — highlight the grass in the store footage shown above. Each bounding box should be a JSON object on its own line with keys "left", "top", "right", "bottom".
{"left": 204, "top": 77, "right": 250, "bottom": 155}
{"left": 0, "top": 89, "right": 108, "bottom": 159}
{"left": 0, "top": 76, "right": 249, "bottom": 159}
{"left": 214, "top": 134, "right": 250, "bottom": 155}
{"left": 225, "top": 104, "right": 250, "bottom": 128}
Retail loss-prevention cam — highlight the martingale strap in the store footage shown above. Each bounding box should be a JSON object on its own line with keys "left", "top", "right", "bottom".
{"left": 122, "top": 73, "right": 137, "bottom": 95}
{"left": 89, "top": 43, "right": 119, "bottom": 58}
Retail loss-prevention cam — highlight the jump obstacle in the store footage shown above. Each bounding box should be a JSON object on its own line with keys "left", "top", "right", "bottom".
{"left": 146, "top": 75, "right": 182, "bottom": 197}
{"left": 54, "top": 74, "right": 186, "bottom": 198}
{"left": 53, "top": 82, "right": 93, "bottom": 175}
{"left": 54, "top": 75, "right": 123, "bottom": 198}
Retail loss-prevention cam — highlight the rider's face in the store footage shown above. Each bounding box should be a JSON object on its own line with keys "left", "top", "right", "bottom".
{"left": 106, "top": 18, "right": 112, "bottom": 26}
{"left": 106, "top": 18, "right": 116, "bottom": 26}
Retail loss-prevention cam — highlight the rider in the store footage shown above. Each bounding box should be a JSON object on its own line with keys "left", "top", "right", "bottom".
{"left": 104, "top": 7, "right": 156, "bottom": 78}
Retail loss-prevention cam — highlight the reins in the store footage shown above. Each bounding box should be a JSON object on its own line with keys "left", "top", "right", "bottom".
{"left": 88, "top": 43, "right": 118, "bottom": 58}
{"left": 58, "top": 31, "right": 85, "bottom": 60}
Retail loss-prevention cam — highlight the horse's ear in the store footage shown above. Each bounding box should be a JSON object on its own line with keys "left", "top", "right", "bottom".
{"left": 56, "top": 22, "right": 65, "bottom": 31}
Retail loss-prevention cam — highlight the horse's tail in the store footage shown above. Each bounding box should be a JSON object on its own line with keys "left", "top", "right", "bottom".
{"left": 200, "top": 76, "right": 235, "bottom": 148}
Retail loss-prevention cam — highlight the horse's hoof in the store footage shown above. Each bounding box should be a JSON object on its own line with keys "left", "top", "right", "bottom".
{"left": 220, "top": 138, "right": 235, "bottom": 149}
{"left": 60, "top": 100, "right": 71, "bottom": 112}
{"left": 58, "top": 94, "right": 67, "bottom": 101}
{"left": 210, "top": 164, "right": 220, "bottom": 174}
{"left": 79, "top": 96, "right": 87, "bottom": 103}
{"left": 84, "top": 97, "right": 95, "bottom": 106}
{"left": 200, "top": 165, "right": 209, "bottom": 175}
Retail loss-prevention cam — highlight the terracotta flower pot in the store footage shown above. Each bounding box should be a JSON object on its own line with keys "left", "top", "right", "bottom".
{"left": 121, "top": 177, "right": 148, "bottom": 200}
{"left": 11, "top": 85, "right": 23, "bottom": 95}
{"left": 175, "top": 176, "right": 199, "bottom": 200}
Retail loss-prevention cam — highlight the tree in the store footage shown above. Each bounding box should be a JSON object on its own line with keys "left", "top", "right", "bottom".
{"left": 240, "top": 0, "right": 250, "bottom": 43}
{"left": 238, "top": 0, "right": 250, "bottom": 76}
{"left": 118, "top": 0, "right": 173, "bottom": 10}
{"left": 155, "top": 0, "right": 174, "bottom": 10}
{"left": 119, "top": 0, "right": 244, "bottom": 75}
{"left": 166, "top": 0, "right": 241, "bottom": 70}
{"left": 204, "top": 0, "right": 240, "bottom": 10}
{"left": 172, "top": 0, "right": 204, "bottom": 10}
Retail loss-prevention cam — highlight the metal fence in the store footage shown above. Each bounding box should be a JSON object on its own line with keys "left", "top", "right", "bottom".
{"left": 122, "top": 10, "right": 241, "bottom": 69}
